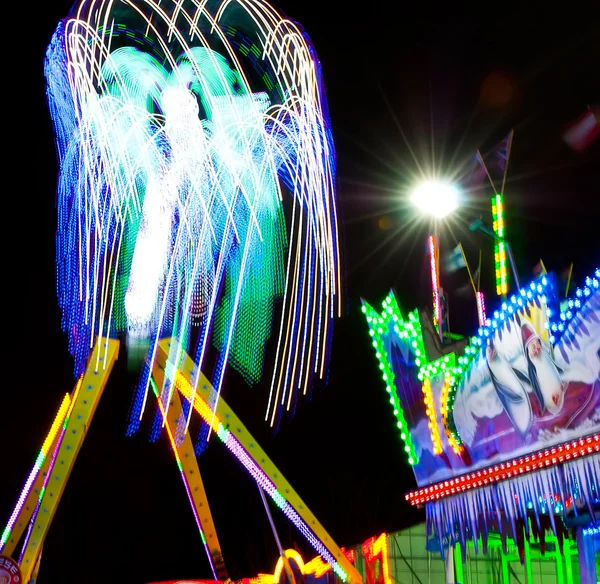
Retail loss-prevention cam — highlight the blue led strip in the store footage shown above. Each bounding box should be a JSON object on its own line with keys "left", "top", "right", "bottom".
{"left": 455, "top": 276, "right": 554, "bottom": 374}
{"left": 583, "top": 525, "right": 600, "bottom": 537}
{"left": 450, "top": 268, "right": 598, "bottom": 443}
{"left": 363, "top": 269, "right": 598, "bottom": 459}
{"left": 550, "top": 268, "right": 599, "bottom": 342}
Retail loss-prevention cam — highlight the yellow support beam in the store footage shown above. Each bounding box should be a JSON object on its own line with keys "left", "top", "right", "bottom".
{"left": 1, "top": 416, "right": 64, "bottom": 559}
{"left": 154, "top": 339, "right": 363, "bottom": 584}
{"left": 19, "top": 337, "right": 119, "bottom": 582}
{"left": 151, "top": 363, "right": 225, "bottom": 577}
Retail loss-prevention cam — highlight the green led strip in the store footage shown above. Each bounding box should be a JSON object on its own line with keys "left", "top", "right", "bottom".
{"left": 492, "top": 194, "right": 508, "bottom": 296}
{"left": 362, "top": 294, "right": 424, "bottom": 465}
{"left": 362, "top": 292, "right": 467, "bottom": 462}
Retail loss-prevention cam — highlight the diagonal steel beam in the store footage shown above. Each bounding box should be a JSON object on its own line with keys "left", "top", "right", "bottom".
{"left": 154, "top": 338, "right": 363, "bottom": 584}
{"left": 18, "top": 337, "right": 119, "bottom": 582}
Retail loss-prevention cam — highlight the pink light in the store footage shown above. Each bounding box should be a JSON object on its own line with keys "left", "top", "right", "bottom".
{"left": 476, "top": 291, "right": 486, "bottom": 327}
{"left": 19, "top": 423, "right": 69, "bottom": 563}
{"left": 0, "top": 394, "right": 71, "bottom": 552}
{"left": 428, "top": 235, "right": 440, "bottom": 326}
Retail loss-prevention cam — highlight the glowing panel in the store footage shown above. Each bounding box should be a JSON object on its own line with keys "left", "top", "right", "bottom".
{"left": 492, "top": 194, "right": 508, "bottom": 296}
{"left": 361, "top": 533, "right": 391, "bottom": 584}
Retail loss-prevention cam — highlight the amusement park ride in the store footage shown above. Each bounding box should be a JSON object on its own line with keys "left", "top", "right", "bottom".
{"left": 1, "top": 0, "right": 361, "bottom": 583}
{"left": 2, "top": 1, "right": 598, "bottom": 584}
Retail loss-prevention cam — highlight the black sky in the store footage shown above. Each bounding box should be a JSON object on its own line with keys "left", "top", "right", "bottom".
{"left": 3, "top": 1, "right": 599, "bottom": 583}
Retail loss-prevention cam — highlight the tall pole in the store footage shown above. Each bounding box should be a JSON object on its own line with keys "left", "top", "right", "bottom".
{"left": 491, "top": 194, "right": 509, "bottom": 299}
{"left": 435, "top": 221, "right": 442, "bottom": 343}
{"left": 470, "top": 219, "right": 521, "bottom": 294}
{"left": 428, "top": 225, "right": 443, "bottom": 343}
{"left": 505, "top": 241, "right": 521, "bottom": 291}
{"left": 258, "top": 485, "right": 296, "bottom": 584}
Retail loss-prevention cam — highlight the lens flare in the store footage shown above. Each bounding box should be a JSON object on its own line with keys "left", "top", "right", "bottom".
{"left": 410, "top": 181, "right": 458, "bottom": 219}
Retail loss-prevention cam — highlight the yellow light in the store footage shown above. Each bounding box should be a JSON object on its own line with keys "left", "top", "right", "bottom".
{"left": 174, "top": 371, "right": 222, "bottom": 432}
{"left": 273, "top": 549, "right": 305, "bottom": 583}
{"left": 422, "top": 378, "right": 443, "bottom": 455}
{"left": 303, "top": 555, "right": 332, "bottom": 578}
{"left": 361, "top": 534, "right": 392, "bottom": 584}
{"left": 440, "top": 372, "right": 463, "bottom": 454}
{"left": 42, "top": 393, "right": 72, "bottom": 454}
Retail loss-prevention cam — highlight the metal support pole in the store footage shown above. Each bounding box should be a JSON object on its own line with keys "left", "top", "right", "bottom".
{"left": 258, "top": 485, "right": 295, "bottom": 584}
{"left": 576, "top": 527, "right": 598, "bottom": 584}
{"left": 434, "top": 222, "right": 443, "bottom": 343}
{"left": 445, "top": 544, "right": 455, "bottom": 584}
{"left": 505, "top": 241, "right": 521, "bottom": 291}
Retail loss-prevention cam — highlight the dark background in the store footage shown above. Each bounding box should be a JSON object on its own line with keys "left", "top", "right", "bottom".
{"left": 3, "top": 1, "right": 598, "bottom": 583}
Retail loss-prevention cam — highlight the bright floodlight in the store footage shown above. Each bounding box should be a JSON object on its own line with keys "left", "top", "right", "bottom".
{"left": 411, "top": 181, "right": 459, "bottom": 219}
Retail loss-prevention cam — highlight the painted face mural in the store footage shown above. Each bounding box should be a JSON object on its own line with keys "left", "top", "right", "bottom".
{"left": 363, "top": 272, "right": 600, "bottom": 486}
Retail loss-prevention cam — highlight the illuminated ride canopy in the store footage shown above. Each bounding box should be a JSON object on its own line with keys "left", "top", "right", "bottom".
{"left": 46, "top": 0, "right": 340, "bottom": 434}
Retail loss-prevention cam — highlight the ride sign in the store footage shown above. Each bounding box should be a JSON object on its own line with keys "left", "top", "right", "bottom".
{"left": 0, "top": 556, "right": 22, "bottom": 584}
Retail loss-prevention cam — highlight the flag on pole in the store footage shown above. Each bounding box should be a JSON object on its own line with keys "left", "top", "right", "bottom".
{"left": 465, "top": 153, "right": 489, "bottom": 189}
{"left": 454, "top": 282, "right": 472, "bottom": 297}
{"left": 485, "top": 133, "right": 511, "bottom": 173}
{"left": 561, "top": 106, "right": 600, "bottom": 153}
{"left": 476, "top": 131, "right": 513, "bottom": 193}
{"left": 442, "top": 244, "right": 467, "bottom": 273}
{"left": 532, "top": 260, "right": 547, "bottom": 277}
{"left": 559, "top": 264, "right": 574, "bottom": 298}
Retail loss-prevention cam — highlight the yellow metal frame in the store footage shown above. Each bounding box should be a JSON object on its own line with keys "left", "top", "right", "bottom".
{"left": 19, "top": 337, "right": 119, "bottom": 582}
{"left": 6, "top": 335, "right": 363, "bottom": 584}
{"left": 151, "top": 362, "right": 225, "bottom": 576}
{"left": 153, "top": 338, "right": 363, "bottom": 584}
{"left": 1, "top": 409, "right": 65, "bottom": 560}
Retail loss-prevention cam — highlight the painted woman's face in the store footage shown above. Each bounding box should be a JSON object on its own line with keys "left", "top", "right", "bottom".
{"left": 528, "top": 338, "right": 542, "bottom": 358}
{"left": 0, "top": 571, "right": 11, "bottom": 584}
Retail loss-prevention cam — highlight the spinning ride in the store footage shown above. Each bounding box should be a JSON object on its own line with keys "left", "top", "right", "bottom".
{"left": 1, "top": 2, "right": 359, "bottom": 583}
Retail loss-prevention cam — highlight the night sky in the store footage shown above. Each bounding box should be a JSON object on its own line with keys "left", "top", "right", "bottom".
{"left": 3, "top": 1, "right": 598, "bottom": 583}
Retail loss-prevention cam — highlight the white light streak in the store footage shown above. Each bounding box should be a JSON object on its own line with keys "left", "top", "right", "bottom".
{"left": 47, "top": 0, "right": 340, "bottom": 433}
